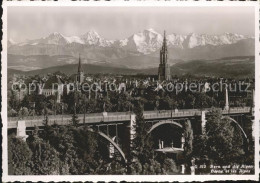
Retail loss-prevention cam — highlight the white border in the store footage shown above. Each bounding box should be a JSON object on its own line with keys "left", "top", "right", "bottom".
{"left": 1, "top": 1, "right": 259, "bottom": 182}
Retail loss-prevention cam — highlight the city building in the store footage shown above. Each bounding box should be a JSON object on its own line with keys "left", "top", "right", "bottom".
{"left": 41, "top": 75, "right": 64, "bottom": 103}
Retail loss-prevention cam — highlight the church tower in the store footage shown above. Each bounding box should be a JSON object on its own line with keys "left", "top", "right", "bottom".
{"left": 76, "top": 54, "right": 84, "bottom": 84}
{"left": 158, "top": 31, "right": 171, "bottom": 81}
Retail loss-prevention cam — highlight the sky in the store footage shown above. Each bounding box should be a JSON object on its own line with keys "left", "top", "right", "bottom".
{"left": 8, "top": 6, "right": 255, "bottom": 42}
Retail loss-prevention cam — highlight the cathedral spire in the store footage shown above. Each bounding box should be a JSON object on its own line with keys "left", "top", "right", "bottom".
{"left": 158, "top": 30, "right": 171, "bottom": 81}
{"left": 163, "top": 30, "right": 167, "bottom": 52}
{"left": 76, "top": 53, "right": 84, "bottom": 84}
{"left": 78, "top": 53, "right": 82, "bottom": 73}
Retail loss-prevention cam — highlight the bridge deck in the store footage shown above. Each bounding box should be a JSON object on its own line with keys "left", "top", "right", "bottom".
{"left": 7, "top": 107, "right": 251, "bottom": 129}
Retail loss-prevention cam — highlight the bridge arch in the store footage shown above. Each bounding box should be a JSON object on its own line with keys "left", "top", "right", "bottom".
{"left": 148, "top": 120, "right": 182, "bottom": 134}
{"left": 86, "top": 128, "right": 126, "bottom": 162}
{"left": 222, "top": 116, "right": 248, "bottom": 140}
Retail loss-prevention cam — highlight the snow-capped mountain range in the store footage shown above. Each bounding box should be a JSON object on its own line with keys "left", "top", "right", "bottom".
{"left": 8, "top": 28, "right": 255, "bottom": 71}
{"left": 8, "top": 28, "right": 253, "bottom": 55}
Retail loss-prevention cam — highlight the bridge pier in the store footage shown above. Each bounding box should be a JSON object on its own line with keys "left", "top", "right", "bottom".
{"left": 201, "top": 111, "right": 207, "bottom": 134}
{"left": 251, "top": 89, "right": 255, "bottom": 141}
{"left": 181, "top": 164, "right": 185, "bottom": 174}
{"left": 124, "top": 114, "right": 136, "bottom": 161}
{"left": 181, "top": 132, "right": 185, "bottom": 149}
{"left": 251, "top": 119, "right": 255, "bottom": 140}
{"left": 16, "top": 120, "right": 28, "bottom": 141}
{"left": 106, "top": 125, "right": 109, "bottom": 135}
{"left": 103, "top": 111, "right": 108, "bottom": 117}
{"left": 224, "top": 87, "right": 229, "bottom": 111}
{"left": 129, "top": 114, "right": 136, "bottom": 144}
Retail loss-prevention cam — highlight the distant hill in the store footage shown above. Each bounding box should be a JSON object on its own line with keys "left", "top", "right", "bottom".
{"left": 8, "top": 64, "right": 140, "bottom": 77}
{"left": 7, "top": 54, "right": 182, "bottom": 71}
{"left": 108, "top": 55, "right": 182, "bottom": 69}
{"left": 8, "top": 68, "right": 26, "bottom": 76}
{"left": 169, "top": 56, "right": 255, "bottom": 78}
{"left": 8, "top": 56, "right": 254, "bottom": 78}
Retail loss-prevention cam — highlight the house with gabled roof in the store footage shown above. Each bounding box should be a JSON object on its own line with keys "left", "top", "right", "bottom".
{"left": 41, "top": 75, "right": 64, "bottom": 103}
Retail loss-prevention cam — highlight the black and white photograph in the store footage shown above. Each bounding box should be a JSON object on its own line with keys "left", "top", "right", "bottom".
{"left": 1, "top": 1, "right": 259, "bottom": 182}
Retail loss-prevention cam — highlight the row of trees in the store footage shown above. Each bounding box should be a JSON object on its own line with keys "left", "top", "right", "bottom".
{"left": 9, "top": 124, "right": 125, "bottom": 175}
{"left": 8, "top": 86, "right": 252, "bottom": 117}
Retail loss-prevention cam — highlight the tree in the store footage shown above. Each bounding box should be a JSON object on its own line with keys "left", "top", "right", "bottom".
{"left": 142, "top": 159, "right": 162, "bottom": 175}
{"left": 193, "top": 134, "right": 207, "bottom": 159}
{"left": 21, "top": 95, "right": 30, "bottom": 109}
{"left": 129, "top": 160, "right": 142, "bottom": 175}
{"left": 194, "top": 92, "right": 212, "bottom": 109}
{"left": 28, "top": 127, "right": 60, "bottom": 175}
{"left": 101, "top": 160, "right": 127, "bottom": 175}
{"left": 130, "top": 100, "right": 154, "bottom": 174}
{"left": 56, "top": 102, "right": 68, "bottom": 114}
{"left": 183, "top": 120, "right": 193, "bottom": 161}
{"left": 71, "top": 113, "right": 79, "bottom": 126}
{"left": 32, "top": 94, "right": 46, "bottom": 115}
{"left": 18, "top": 107, "right": 29, "bottom": 119}
{"left": 204, "top": 108, "right": 245, "bottom": 164}
{"left": 70, "top": 94, "right": 80, "bottom": 126}
{"left": 29, "top": 109, "right": 36, "bottom": 117}
{"left": 72, "top": 127, "right": 101, "bottom": 174}
{"left": 8, "top": 89, "right": 20, "bottom": 111}
{"left": 47, "top": 98, "right": 56, "bottom": 114}
{"left": 8, "top": 135, "right": 32, "bottom": 175}
{"left": 161, "top": 95, "right": 177, "bottom": 110}
{"left": 8, "top": 108, "right": 18, "bottom": 117}
{"left": 42, "top": 125, "right": 83, "bottom": 174}
{"left": 42, "top": 104, "right": 49, "bottom": 126}
{"left": 40, "top": 124, "right": 103, "bottom": 175}
{"left": 117, "top": 92, "right": 133, "bottom": 112}
{"left": 186, "top": 94, "right": 195, "bottom": 109}
{"left": 192, "top": 108, "right": 246, "bottom": 173}
{"left": 162, "top": 158, "right": 179, "bottom": 175}
{"left": 63, "top": 92, "right": 76, "bottom": 114}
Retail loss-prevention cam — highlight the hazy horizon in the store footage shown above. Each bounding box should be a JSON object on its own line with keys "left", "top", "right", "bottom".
{"left": 8, "top": 6, "right": 255, "bottom": 42}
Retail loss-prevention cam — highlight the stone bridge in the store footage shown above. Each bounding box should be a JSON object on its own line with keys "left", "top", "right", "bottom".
{"left": 8, "top": 107, "right": 253, "bottom": 163}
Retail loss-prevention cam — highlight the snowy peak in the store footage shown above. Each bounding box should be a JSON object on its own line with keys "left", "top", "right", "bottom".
{"left": 182, "top": 32, "right": 249, "bottom": 49}
{"left": 48, "top": 32, "right": 64, "bottom": 37}
{"left": 167, "top": 34, "right": 186, "bottom": 48}
{"left": 82, "top": 30, "right": 101, "bottom": 38}
{"left": 8, "top": 38, "right": 17, "bottom": 45}
{"left": 81, "top": 30, "right": 116, "bottom": 47}
{"left": 8, "top": 38, "right": 17, "bottom": 47}
{"left": 125, "top": 29, "right": 163, "bottom": 54}
{"left": 81, "top": 30, "right": 101, "bottom": 45}
{"left": 41, "top": 32, "right": 69, "bottom": 45}
{"left": 144, "top": 28, "right": 160, "bottom": 34}
{"left": 45, "top": 32, "right": 85, "bottom": 45}
{"left": 65, "top": 36, "right": 85, "bottom": 44}
{"left": 141, "top": 28, "right": 161, "bottom": 37}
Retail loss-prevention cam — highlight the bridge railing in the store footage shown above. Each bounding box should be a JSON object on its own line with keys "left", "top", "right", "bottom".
{"left": 103, "top": 115, "right": 131, "bottom": 122}
{"left": 144, "top": 110, "right": 203, "bottom": 119}
{"left": 222, "top": 107, "right": 251, "bottom": 114}
{"left": 8, "top": 111, "right": 133, "bottom": 122}
{"left": 8, "top": 107, "right": 251, "bottom": 122}
{"left": 8, "top": 107, "right": 252, "bottom": 129}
